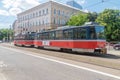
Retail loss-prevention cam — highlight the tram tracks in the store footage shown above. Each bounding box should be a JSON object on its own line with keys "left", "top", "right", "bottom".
{"left": 1, "top": 43, "right": 120, "bottom": 70}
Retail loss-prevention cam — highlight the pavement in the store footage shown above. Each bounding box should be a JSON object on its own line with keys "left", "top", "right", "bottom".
{"left": 0, "top": 45, "right": 120, "bottom": 80}
{"left": 107, "top": 46, "right": 120, "bottom": 55}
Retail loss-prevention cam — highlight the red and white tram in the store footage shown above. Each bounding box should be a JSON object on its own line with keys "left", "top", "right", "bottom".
{"left": 14, "top": 32, "right": 35, "bottom": 47}
{"left": 14, "top": 23, "right": 107, "bottom": 54}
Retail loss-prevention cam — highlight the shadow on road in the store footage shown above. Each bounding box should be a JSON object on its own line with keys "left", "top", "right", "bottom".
{"left": 39, "top": 48, "right": 120, "bottom": 59}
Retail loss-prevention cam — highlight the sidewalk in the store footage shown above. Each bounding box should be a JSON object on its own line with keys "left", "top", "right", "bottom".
{"left": 107, "top": 46, "right": 120, "bottom": 55}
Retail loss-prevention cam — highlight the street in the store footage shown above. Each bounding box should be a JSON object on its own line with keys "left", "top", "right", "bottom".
{"left": 0, "top": 45, "right": 120, "bottom": 80}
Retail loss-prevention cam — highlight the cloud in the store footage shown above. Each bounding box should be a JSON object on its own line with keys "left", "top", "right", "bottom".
{"left": 83, "top": 9, "right": 90, "bottom": 13}
{"left": 0, "top": 9, "right": 9, "bottom": 16}
{"left": 19, "top": 0, "right": 40, "bottom": 10}
{"left": 77, "top": 0, "right": 86, "bottom": 5}
{"left": 2, "top": 0, "right": 40, "bottom": 9}
{"left": 1, "top": 0, "right": 40, "bottom": 16}
{"left": 2, "top": 0, "right": 13, "bottom": 9}
{"left": 9, "top": 8, "right": 22, "bottom": 16}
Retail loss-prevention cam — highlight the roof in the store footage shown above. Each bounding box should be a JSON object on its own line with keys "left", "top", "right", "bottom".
{"left": 18, "top": 0, "right": 85, "bottom": 16}
{"left": 37, "top": 24, "right": 102, "bottom": 34}
{"left": 50, "top": 0, "right": 84, "bottom": 12}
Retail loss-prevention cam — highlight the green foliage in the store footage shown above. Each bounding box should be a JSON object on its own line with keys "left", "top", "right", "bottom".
{"left": 87, "top": 12, "right": 98, "bottom": 22}
{"left": 96, "top": 9, "right": 120, "bottom": 41}
{"left": 67, "top": 13, "right": 89, "bottom": 26}
{"left": 0, "top": 29, "right": 13, "bottom": 40}
{"left": 67, "top": 9, "right": 120, "bottom": 41}
{"left": 67, "top": 12, "right": 98, "bottom": 26}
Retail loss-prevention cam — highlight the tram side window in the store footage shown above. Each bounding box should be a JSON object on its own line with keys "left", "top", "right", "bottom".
{"left": 34, "top": 34, "right": 38, "bottom": 40}
{"left": 80, "top": 28, "right": 87, "bottom": 39}
{"left": 25, "top": 34, "right": 29, "bottom": 40}
{"left": 55, "top": 30, "right": 63, "bottom": 40}
{"left": 38, "top": 33, "right": 42, "bottom": 40}
{"left": 76, "top": 28, "right": 87, "bottom": 39}
{"left": 49, "top": 31, "right": 55, "bottom": 40}
{"left": 42, "top": 32, "right": 49, "bottom": 40}
{"left": 29, "top": 35, "right": 35, "bottom": 40}
{"left": 63, "top": 29, "right": 73, "bottom": 39}
{"left": 73, "top": 28, "right": 78, "bottom": 39}
{"left": 90, "top": 27, "right": 96, "bottom": 39}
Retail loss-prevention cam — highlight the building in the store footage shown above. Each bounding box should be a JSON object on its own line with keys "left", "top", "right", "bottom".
{"left": 12, "top": 20, "right": 20, "bottom": 36}
{"left": 16, "top": 0, "right": 84, "bottom": 35}
{"left": 66, "top": 0, "right": 83, "bottom": 9}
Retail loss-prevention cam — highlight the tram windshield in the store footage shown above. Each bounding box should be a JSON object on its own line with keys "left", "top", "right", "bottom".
{"left": 95, "top": 26, "right": 105, "bottom": 39}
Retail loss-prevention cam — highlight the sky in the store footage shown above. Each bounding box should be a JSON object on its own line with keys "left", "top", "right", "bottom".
{"left": 0, "top": 0, "right": 120, "bottom": 29}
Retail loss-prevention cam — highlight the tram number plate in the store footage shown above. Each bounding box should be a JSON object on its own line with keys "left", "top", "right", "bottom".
{"left": 42, "top": 41, "right": 50, "bottom": 46}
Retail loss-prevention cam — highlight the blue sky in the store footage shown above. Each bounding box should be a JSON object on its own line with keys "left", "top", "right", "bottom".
{"left": 0, "top": 0, "right": 120, "bottom": 29}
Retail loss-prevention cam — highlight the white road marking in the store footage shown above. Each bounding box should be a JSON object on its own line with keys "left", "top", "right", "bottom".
{"left": 0, "top": 61, "right": 7, "bottom": 68}
{"left": 0, "top": 46, "right": 120, "bottom": 80}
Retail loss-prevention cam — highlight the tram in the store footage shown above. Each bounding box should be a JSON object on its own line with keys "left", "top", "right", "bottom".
{"left": 14, "top": 32, "right": 35, "bottom": 47}
{"left": 14, "top": 23, "right": 107, "bottom": 54}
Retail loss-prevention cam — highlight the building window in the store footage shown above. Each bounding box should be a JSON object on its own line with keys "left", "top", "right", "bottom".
{"left": 43, "top": 9, "right": 45, "bottom": 15}
{"left": 46, "top": 8, "right": 48, "bottom": 14}
{"left": 42, "top": 20, "right": 44, "bottom": 25}
{"left": 30, "top": 23, "right": 32, "bottom": 27}
{"left": 33, "top": 22, "right": 34, "bottom": 26}
{"left": 30, "top": 14, "right": 32, "bottom": 19}
{"left": 58, "top": 18, "right": 60, "bottom": 24}
{"left": 54, "top": 9, "right": 56, "bottom": 14}
{"left": 39, "top": 11, "right": 41, "bottom": 16}
{"left": 36, "top": 12, "right": 38, "bottom": 17}
{"left": 46, "top": 18, "right": 48, "bottom": 24}
{"left": 58, "top": 10, "right": 60, "bottom": 15}
{"left": 25, "top": 16, "right": 26, "bottom": 20}
{"left": 23, "top": 23, "right": 24, "bottom": 27}
{"left": 63, "top": 11, "right": 64, "bottom": 16}
{"left": 54, "top": 18, "right": 55, "bottom": 24}
{"left": 27, "top": 15, "right": 29, "bottom": 20}
{"left": 36, "top": 21, "right": 38, "bottom": 26}
{"left": 23, "top": 16, "right": 24, "bottom": 21}
{"left": 39, "top": 21, "right": 41, "bottom": 26}
{"left": 25, "top": 23, "right": 27, "bottom": 27}
{"left": 33, "top": 13, "right": 35, "bottom": 18}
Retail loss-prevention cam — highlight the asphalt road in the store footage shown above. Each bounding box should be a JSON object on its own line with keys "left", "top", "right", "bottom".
{"left": 0, "top": 46, "right": 119, "bottom": 80}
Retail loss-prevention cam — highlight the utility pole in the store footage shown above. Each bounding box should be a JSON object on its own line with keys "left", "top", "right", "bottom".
{"left": 7, "top": 29, "right": 9, "bottom": 42}
{"left": 9, "top": 25, "right": 12, "bottom": 42}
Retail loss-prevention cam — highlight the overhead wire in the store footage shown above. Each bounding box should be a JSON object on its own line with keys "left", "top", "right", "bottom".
{"left": 83, "top": 0, "right": 111, "bottom": 9}
{"left": 108, "top": 1, "right": 120, "bottom": 7}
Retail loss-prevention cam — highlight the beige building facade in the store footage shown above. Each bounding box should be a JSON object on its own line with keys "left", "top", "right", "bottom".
{"left": 16, "top": 1, "right": 84, "bottom": 35}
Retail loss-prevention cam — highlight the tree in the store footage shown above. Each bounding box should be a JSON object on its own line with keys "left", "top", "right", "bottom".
{"left": 87, "top": 12, "right": 98, "bottom": 22}
{"left": 0, "top": 29, "right": 13, "bottom": 41}
{"left": 67, "top": 13, "right": 89, "bottom": 26}
{"left": 67, "top": 12, "right": 98, "bottom": 26}
{"left": 96, "top": 9, "right": 120, "bottom": 41}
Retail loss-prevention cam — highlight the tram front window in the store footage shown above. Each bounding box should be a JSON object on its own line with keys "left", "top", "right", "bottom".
{"left": 95, "top": 26, "right": 105, "bottom": 39}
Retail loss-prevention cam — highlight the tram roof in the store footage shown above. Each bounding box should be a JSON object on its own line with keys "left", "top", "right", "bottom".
{"left": 38, "top": 24, "right": 102, "bottom": 34}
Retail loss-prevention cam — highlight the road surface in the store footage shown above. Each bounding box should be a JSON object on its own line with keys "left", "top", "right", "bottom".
{"left": 0, "top": 46, "right": 120, "bottom": 80}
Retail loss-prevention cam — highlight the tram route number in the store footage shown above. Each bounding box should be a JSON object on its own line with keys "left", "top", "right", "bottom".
{"left": 42, "top": 41, "right": 50, "bottom": 46}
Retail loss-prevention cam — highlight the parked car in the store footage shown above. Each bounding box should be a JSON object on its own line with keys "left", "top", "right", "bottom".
{"left": 113, "top": 42, "right": 120, "bottom": 50}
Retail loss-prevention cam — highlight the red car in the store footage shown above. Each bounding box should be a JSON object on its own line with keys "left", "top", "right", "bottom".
{"left": 113, "top": 42, "right": 120, "bottom": 50}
